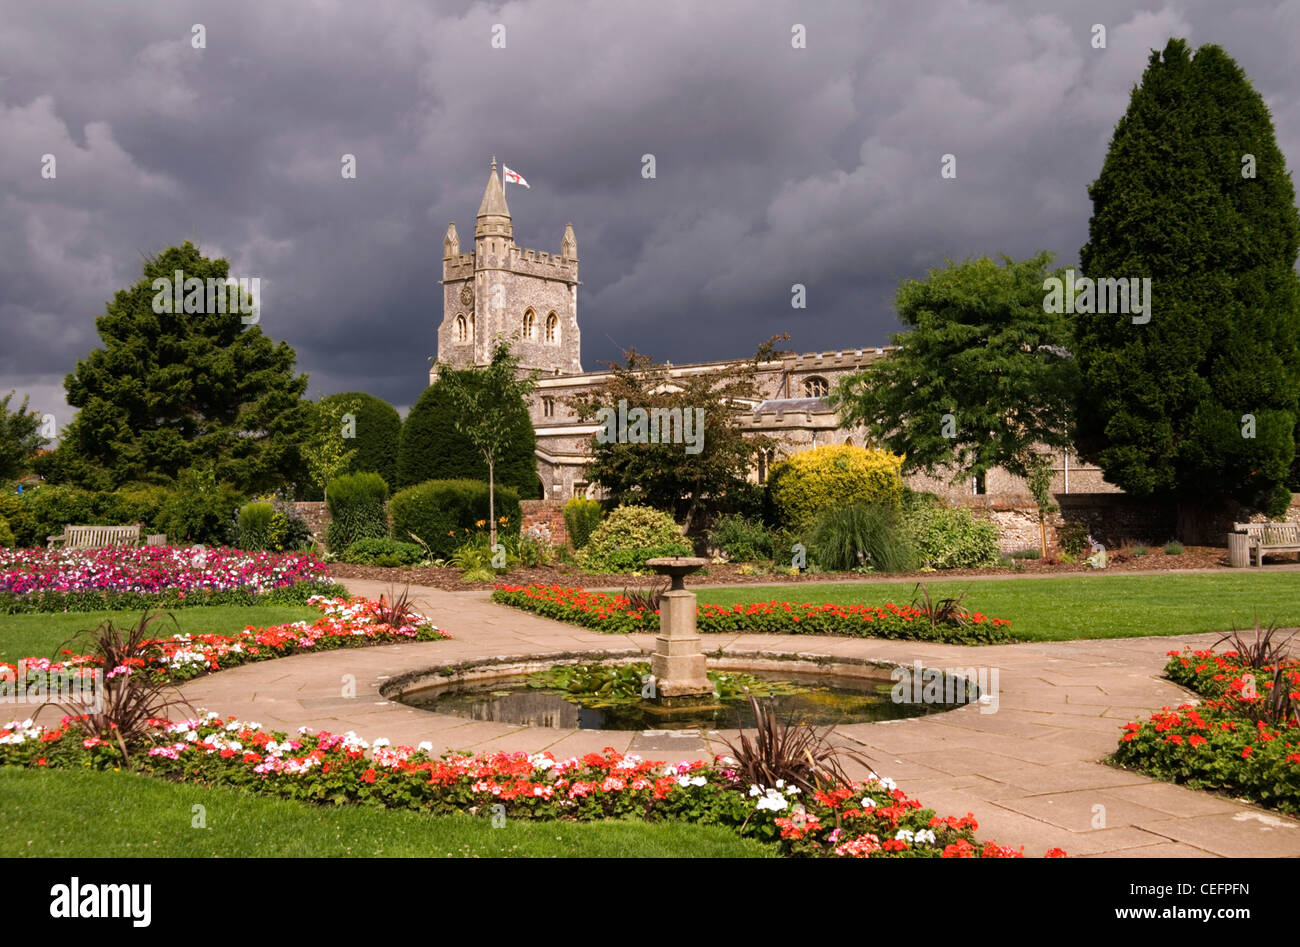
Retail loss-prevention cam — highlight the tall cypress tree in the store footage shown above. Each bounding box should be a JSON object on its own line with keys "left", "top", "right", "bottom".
{"left": 1075, "top": 39, "right": 1300, "bottom": 518}
{"left": 396, "top": 369, "right": 538, "bottom": 495}
{"left": 321, "top": 391, "right": 402, "bottom": 487}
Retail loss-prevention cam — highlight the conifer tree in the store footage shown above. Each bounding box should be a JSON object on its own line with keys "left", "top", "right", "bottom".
{"left": 1075, "top": 38, "right": 1300, "bottom": 516}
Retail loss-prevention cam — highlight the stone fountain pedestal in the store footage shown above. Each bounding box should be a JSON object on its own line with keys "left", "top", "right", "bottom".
{"left": 645, "top": 557, "right": 714, "bottom": 703}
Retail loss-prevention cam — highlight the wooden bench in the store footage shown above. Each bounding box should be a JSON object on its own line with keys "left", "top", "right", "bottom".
{"left": 47, "top": 524, "right": 141, "bottom": 550}
{"left": 1233, "top": 522, "right": 1300, "bottom": 567}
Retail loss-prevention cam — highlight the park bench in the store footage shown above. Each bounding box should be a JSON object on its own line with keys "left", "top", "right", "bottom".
{"left": 1232, "top": 522, "right": 1300, "bottom": 567}
{"left": 47, "top": 524, "right": 141, "bottom": 550}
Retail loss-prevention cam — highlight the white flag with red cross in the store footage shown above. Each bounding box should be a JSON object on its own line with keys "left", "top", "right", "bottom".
{"left": 503, "top": 165, "right": 529, "bottom": 188}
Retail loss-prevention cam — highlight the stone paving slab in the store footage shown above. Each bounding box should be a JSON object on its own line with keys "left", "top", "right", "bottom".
{"left": 168, "top": 578, "right": 1300, "bottom": 857}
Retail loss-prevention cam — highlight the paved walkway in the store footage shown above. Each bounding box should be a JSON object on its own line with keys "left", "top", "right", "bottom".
{"left": 178, "top": 578, "right": 1300, "bottom": 858}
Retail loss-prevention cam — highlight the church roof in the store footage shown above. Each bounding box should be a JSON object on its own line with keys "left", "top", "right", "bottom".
{"left": 477, "top": 157, "right": 511, "bottom": 219}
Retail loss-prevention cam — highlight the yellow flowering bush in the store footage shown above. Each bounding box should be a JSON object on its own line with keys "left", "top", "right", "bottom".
{"left": 768, "top": 445, "right": 905, "bottom": 528}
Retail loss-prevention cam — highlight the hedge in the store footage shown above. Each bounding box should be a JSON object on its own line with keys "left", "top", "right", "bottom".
{"left": 388, "top": 479, "right": 521, "bottom": 559}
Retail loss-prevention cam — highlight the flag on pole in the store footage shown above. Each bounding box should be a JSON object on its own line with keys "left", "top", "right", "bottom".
{"left": 502, "top": 165, "right": 529, "bottom": 188}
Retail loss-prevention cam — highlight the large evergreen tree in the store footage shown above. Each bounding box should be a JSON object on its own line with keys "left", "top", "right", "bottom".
{"left": 1075, "top": 39, "right": 1300, "bottom": 516}
{"left": 41, "top": 242, "right": 309, "bottom": 491}
{"left": 0, "top": 392, "right": 47, "bottom": 482}
{"left": 396, "top": 362, "right": 538, "bottom": 495}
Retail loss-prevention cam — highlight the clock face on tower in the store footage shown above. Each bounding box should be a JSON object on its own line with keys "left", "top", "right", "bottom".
{"left": 460, "top": 284, "right": 474, "bottom": 306}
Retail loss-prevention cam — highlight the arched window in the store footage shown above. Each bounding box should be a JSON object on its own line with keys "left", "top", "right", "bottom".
{"left": 803, "top": 375, "right": 829, "bottom": 398}
{"left": 542, "top": 396, "right": 555, "bottom": 418}
{"left": 455, "top": 314, "right": 467, "bottom": 342}
{"left": 523, "top": 309, "right": 536, "bottom": 340}
{"left": 545, "top": 312, "right": 558, "bottom": 344}
{"left": 468, "top": 313, "right": 475, "bottom": 340}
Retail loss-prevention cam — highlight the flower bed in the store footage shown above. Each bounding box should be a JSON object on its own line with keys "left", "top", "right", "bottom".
{"left": 0, "top": 713, "right": 1063, "bottom": 858}
{"left": 492, "top": 584, "right": 1013, "bottom": 644}
{"left": 0, "top": 546, "right": 343, "bottom": 613}
{"left": 0, "top": 595, "right": 449, "bottom": 685}
{"left": 1112, "top": 647, "right": 1300, "bottom": 815}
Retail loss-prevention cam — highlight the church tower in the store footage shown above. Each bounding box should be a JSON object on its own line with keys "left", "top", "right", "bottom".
{"left": 436, "top": 158, "right": 582, "bottom": 379}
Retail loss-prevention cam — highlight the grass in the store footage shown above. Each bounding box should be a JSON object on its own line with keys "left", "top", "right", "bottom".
{"left": 0, "top": 604, "right": 321, "bottom": 664}
{"left": 695, "top": 572, "right": 1300, "bottom": 642}
{"left": 0, "top": 767, "right": 774, "bottom": 858}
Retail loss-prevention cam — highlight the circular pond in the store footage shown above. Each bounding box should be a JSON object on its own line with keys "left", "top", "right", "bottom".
{"left": 394, "top": 664, "right": 977, "bottom": 731}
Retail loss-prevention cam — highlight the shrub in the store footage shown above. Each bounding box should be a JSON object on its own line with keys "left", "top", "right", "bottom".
{"left": 562, "top": 497, "right": 603, "bottom": 550}
{"left": 156, "top": 467, "right": 244, "bottom": 546}
{"left": 510, "top": 522, "right": 556, "bottom": 567}
{"left": 808, "top": 503, "right": 915, "bottom": 573}
{"left": 1131, "top": 545, "right": 1149, "bottom": 557}
{"left": 342, "top": 537, "right": 426, "bottom": 567}
{"left": 579, "top": 505, "right": 691, "bottom": 573}
{"left": 1010, "top": 548, "right": 1041, "bottom": 560}
{"left": 265, "top": 494, "right": 313, "bottom": 552}
{"left": 707, "top": 514, "right": 775, "bottom": 562}
{"left": 325, "top": 472, "right": 390, "bottom": 553}
{"left": 389, "top": 479, "right": 522, "bottom": 559}
{"left": 1056, "top": 521, "right": 1090, "bottom": 558}
{"left": 29, "top": 485, "right": 101, "bottom": 541}
{"left": 768, "top": 445, "right": 904, "bottom": 528}
{"left": 234, "top": 502, "right": 276, "bottom": 550}
{"left": 903, "top": 504, "right": 999, "bottom": 569}
{"left": 1164, "top": 540, "right": 1185, "bottom": 556}
{"left": 0, "top": 516, "right": 14, "bottom": 548}
{"left": 99, "top": 484, "right": 175, "bottom": 530}
{"left": 450, "top": 534, "right": 500, "bottom": 581}
{"left": 0, "top": 493, "right": 37, "bottom": 547}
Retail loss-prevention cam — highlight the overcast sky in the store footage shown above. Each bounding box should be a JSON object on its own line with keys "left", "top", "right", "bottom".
{"left": 2, "top": 0, "right": 1298, "bottom": 425}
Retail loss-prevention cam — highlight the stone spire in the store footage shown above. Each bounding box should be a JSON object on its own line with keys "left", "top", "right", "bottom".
{"left": 561, "top": 222, "right": 577, "bottom": 261}
{"left": 475, "top": 156, "right": 512, "bottom": 238}
{"left": 443, "top": 221, "right": 460, "bottom": 259}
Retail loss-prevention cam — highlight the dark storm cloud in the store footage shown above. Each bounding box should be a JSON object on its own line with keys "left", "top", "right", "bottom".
{"left": 1, "top": 0, "right": 1296, "bottom": 427}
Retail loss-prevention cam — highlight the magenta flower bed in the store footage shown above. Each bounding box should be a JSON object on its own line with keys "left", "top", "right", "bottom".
{"left": 0, "top": 546, "right": 330, "bottom": 596}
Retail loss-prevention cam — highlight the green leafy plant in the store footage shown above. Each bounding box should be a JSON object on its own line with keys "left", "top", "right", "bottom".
{"left": 808, "top": 502, "right": 914, "bottom": 573}
{"left": 1056, "top": 521, "right": 1090, "bottom": 558}
{"left": 324, "top": 472, "right": 389, "bottom": 554}
{"left": 902, "top": 503, "right": 998, "bottom": 570}
{"left": 1164, "top": 540, "right": 1185, "bottom": 556}
{"left": 707, "top": 514, "right": 775, "bottom": 563}
{"left": 234, "top": 501, "right": 275, "bottom": 551}
{"left": 578, "top": 505, "right": 691, "bottom": 573}
{"left": 342, "top": 537, "right": 425, "bottom": 567}
{"left": 526, "top": 662, "right": 804, "bottom": 707}
{"left": 562, "top": 497, "right": 603, "bottom": 550}
{"left": 0, "top": 515, "right": 14, "bottom": 548}
{"left": 1010, "top": 548, "right": 1041, "bottom": 560}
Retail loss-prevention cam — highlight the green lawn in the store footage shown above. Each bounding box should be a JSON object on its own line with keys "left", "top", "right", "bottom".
{"left": 696, "top": 572, "right": 1300, "bottom": 642}
{"left": 0, "top": 767, "right": 773, "bottom": 858}
{"left": 0, "top": 604, "right": 321, "bottom": 664}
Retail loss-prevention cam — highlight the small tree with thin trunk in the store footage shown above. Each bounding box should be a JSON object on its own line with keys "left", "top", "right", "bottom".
{"left": 432, "top": 341, "right": 538, "bottom": 550}
{"left": 1025, "top": 453, "right": 1057, "bottom": 557}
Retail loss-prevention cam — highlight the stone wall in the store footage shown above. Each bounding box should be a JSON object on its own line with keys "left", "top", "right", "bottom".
{"left": 293, "top": 502, "right": 329, "bottom": 542}
{"left": 520, "top": 499, "right": 569, "bottom": 546}
{"left": 956, "top": 493, "right": 1178, "bottom": 552}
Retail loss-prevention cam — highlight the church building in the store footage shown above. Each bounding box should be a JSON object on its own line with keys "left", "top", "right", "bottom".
{"left": 434, "top": 160, "right": 1113, "bottom": 503}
